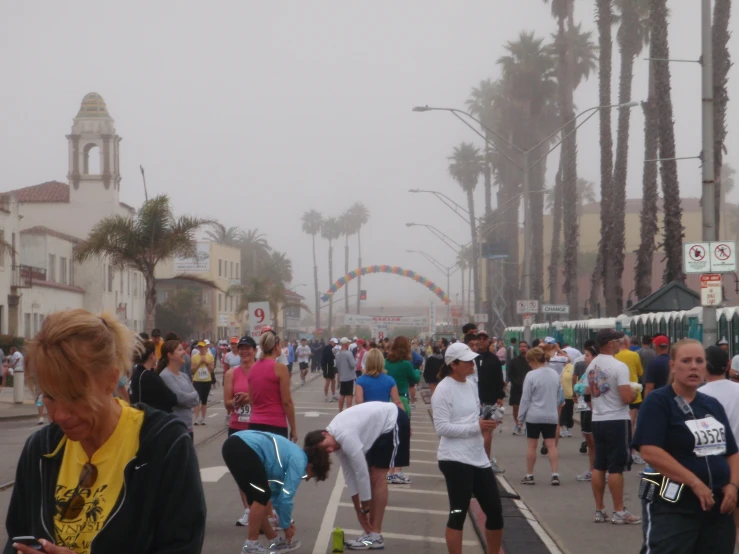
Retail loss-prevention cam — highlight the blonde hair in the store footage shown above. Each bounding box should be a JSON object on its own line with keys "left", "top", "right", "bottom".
{"left": 28, "top": 309, "right": 136, "bottom": 412}
{"left": 364, "top": 349, "right": 386, "bottom": 377}
{"left": 525, "top": 347, "right": 550, "bottom": 365}
{"left": 259, "top": 331, "right": 279, "bottom": 359}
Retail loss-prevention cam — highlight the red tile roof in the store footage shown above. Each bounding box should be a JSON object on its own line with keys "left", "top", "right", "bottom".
{"left": 21, "top": 226, "right": 83, "bottom": 244}
{"left": 4, "top": 181, "right": 70, "bottom": 203}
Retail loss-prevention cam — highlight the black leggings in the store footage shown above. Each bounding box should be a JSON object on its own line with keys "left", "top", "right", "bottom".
{"left": 193, "top": 381, "right": 211, "bottom": 405}
{"left": 439, "top": 460, "right": 504, "bottom": 531}
{"left": 560, "top": 398, "right": 574, "bottom": 428}
{"left": 222, "top": 435, "right": 271, "bottom": 506}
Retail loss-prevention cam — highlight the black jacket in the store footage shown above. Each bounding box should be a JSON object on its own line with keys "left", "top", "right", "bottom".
{"left": 321, "top": 344, "right": 335, "bottom": 370}
{"left": 4, "top": 405, "right": 206, "bottom": 554}
{"left": 476, "top": 352, "right": 506, "bottom": 404}
{"left": 507, "top": 355, "right": 532, "bottom": 388}
{"left": 129, "top": 364, "right": 178, "bottom": 413}
{"left": 423, "top": 354, "right": 444, "bottom": 384}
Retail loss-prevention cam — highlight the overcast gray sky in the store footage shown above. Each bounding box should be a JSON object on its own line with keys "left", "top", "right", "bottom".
{"left": 1, "top": 1, "right": 735, "bottom": 309}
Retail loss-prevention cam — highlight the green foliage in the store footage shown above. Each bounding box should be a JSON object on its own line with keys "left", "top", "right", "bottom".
{"left": 155, "top": 289, "right": 211, "bottom": 340}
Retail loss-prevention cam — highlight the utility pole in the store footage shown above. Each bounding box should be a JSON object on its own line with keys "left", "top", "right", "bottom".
{"left": 701, "top": 0, "right": 717, "bottom": 347}
{"left": 521, "top": 153, "right": 532, "bottom": 343}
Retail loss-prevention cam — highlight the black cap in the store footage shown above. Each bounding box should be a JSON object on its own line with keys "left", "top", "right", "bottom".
{"left": 595, "top": 328, "right": 625, "bottom": 346}
{"left": 237, "top": 336, "right": 257, "bottom": 349}
{"left": 706, "top": 346, "right": 729, "bottom": 376}
{"left": 151, "top": 328, "right": 162, "bottom": 337}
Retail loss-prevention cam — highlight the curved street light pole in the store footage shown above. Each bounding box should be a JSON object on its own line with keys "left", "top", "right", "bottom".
{"left": 407, "top": 249, "right": 459, "bottom": 323}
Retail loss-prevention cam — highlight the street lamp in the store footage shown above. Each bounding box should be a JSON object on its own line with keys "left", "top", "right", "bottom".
{"left": 405, "top": 222, "right": 463, "bottom": 252}
{"left": 407, "top": 249, "right": 458, "bottom": 323}
{"left": 408, "top": 188, "right": 484, "bottom": 225}
{"left": 413, "top": 101, "right": 640, "bottom": 342}
{"left": 288, "top": 283, "right": 307, "bottom": 291}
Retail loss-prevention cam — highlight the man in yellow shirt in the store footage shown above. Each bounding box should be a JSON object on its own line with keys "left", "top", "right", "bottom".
{"left": 615, "top": 335, "right": 644, "bottom": 464}
{"left": 191, "top": 341, "right": 215, "bottom": 425}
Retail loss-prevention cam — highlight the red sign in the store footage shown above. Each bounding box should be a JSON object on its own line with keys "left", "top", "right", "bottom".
{"left": 315, "top": 328, "right": 324, "bottom": 335}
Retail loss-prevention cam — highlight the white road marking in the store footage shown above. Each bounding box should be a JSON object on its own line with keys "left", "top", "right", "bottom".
{"left": 312, "top": 466, "right": 346, "bottom": 554}
{"left": 409, "top": 431, "right": 438, "bottom": 436}
{"left": 397, "top": 472, "right": 443, "bottom": 478}
{"left": 338, "top": 502, "right": 447, "bottom": 515}
{"left": 208, "top": 412, "right": 219, "bottom": 418}
{"left": 410, "top": 438, "right": 438, "bottom": 443}
{"left": 199, "top": 465, "right": 230, "bottom": 482}
{"left": 343, "top": 529, "right": 477, "bottom": 546}
{"left": 345, "top": 485, "right": 446, "bottom": 496}
{"left": 410, "top": 448, "right": 438, "bottom": 453}
{"left": 302, "top": 411, "right": 328, "bottom": 417}
{"left": 497, "top": 475, "right": 563, "bottom": 553}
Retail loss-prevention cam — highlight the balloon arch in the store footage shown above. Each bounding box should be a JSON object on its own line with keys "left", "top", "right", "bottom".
{"left": 321, "top": 265, "right": 450, "bottom": 304}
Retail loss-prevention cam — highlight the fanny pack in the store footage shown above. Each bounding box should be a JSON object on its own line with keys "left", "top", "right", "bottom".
{"left": 639, "top": 471, "right": 685, "bottom": 503}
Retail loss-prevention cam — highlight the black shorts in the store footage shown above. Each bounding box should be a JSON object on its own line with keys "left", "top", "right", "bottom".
{"left": 248, "top": 422, "right": 289, "bottom": 438}
{"left": 222, "top": 436, "right": 271, "bottom": 506}
{"left": 580, "top": 410, "right": 593, "bottom": 434}
{"left": 525, "top": 422, "right": 557, "bottom": 440}
{"left": 193, "top": 381, "right": 211, "bottom": 405}
{"left": 629, "top": 402, "right": 642, "bottom": 411}
{"left": 340, "top": 380, "right": 354, "bottom": 396}
{"left": 322, "top": 365, "right": 336, "bottom": 379}
{"left": 299, "top": 362, "right": 309, "bottom": 370}
{"left": 438, "top": 460, "right": 503, "bottom": 531}
{"left": 286, "top": 363, "right": 293, "bottom": 374}
{"left": 509, "top": 384, "right": 523, "bottom": 406}
{"left": 592, "top": 419, "right": 632, "bottom": 474}
{"left": 366, "top": 406, "right": 410, "bottom": 469}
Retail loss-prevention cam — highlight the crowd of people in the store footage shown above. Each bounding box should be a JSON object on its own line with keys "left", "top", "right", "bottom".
{"left": 6, "top": 306, "right": 739, "bottom": 554}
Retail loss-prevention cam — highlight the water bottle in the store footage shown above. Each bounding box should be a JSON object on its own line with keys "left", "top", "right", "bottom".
{"left": 332, "top": 527, "right": 344, "bottom": 552}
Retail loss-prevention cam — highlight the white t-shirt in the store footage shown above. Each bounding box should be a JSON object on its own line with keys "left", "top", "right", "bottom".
{"left": 730, "top": 355, "right": 739, "bottom": 371}
{"left": 327, "top": 402, "right": 399, "bottom": 501}
{"left": 548, "top": 355, "right": 569, "bottom": 376}
{"left": 296, "top": 345, "right": 312, "bottom": 364}
{"left": 10, "top": 351, "right": 23, "bottom": 371}
{"left": 700, "top": 380, "right": 739, "bottom": 445}
{"left": 586, "top": 354, "right": 631, "bottom": 421}
{"left": 223, "top": 351, "right": 240, "bottom": 370}
{"left": 431, "top": 377, "right": 490, "bottom": 469}
{"left": 276, "top": 348, "right": 288, "bottom": 365}
{"left": 349, "top": 343, "right": 358, "bottom": 356}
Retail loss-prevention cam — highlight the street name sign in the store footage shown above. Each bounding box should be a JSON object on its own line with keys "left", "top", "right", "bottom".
{"left": 700, "top": 274, "right": 722, "bottom": 307}
{"left": 542, "top": 304, "right": 570, "bottom": 315}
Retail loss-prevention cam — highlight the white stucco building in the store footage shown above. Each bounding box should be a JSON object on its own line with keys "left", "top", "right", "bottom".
{"left": 1, "top": 93, "right": 146, "bottom": 337}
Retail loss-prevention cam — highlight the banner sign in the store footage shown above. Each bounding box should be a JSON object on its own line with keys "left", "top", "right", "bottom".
{"left": 344, "top": 314, "right": 428, "bottom": 326}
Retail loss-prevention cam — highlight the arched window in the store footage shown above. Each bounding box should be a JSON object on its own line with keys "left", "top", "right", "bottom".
{"left": 83, "top": 143, "right": 100, "bottom": 174}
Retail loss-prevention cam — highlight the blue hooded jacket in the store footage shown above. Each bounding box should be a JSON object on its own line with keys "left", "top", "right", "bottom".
{"left": 233, "top": 431, "right": 308, "bottom": 528}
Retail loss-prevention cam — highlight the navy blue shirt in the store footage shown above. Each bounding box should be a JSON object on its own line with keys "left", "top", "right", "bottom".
{"left": 633, "top": 385, "right": 738, "bottom": 490}
{"left": 356, "top": 373, "right": 397, "bottom": 403}
{"left": 645, "top": 353, "right": 671, "bottom": 390}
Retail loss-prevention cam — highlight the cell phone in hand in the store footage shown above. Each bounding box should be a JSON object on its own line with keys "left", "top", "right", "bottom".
{"left": 12, "top": 536, "right": 43, "bottom": 550}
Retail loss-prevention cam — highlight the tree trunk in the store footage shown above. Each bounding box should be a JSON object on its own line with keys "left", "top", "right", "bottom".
{"left": 530, "top": 151, "right": 546, "bottom": 304}
{"left": 484, "top": 145, "right": 493, "bottom": 216}
{"left": 468, "top": 259, "right": 473, "bottom": 319}
{"left": 344, "top": 236, "right": 350, "bottom": 316}
{"left": 652, "top": 0, "right": 685, "bottom": 283}
{"left": 145, "top": 276, "right": 157, "bottom": 333}
{"left": 328, "top": 242, "right": 334, "bottom": 336}
{"left": 467, "top": 191, "right": 480, "bottom": 316}
{"left": 356, "top": 231, "right": 362, "bottom": 315}
{"left": 635, "top": 50, "right": 660, "bottom": 300}
{"left": 713, "top": 0, "right": 731, "bottom": 232}
{"left": 312, "top": 234, "right": 320, "bottom": 331}
{"left": 596, "top": 0, "right": 617, "bottom": 315}
{"left": 461, "top": 266, "right": 465, "bottom": 323}
{"left": 549, "top": 152, "right": 564, "bottom": 304}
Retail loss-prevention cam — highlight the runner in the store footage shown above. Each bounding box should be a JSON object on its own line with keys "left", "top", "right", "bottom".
{"left": 423, "top": 344, "right": 444, "bottom": 396}
{"left": 322, "top": 338, "right": 338, "bottom": 403}
{"left": 574, "top": 346, "right": 598, "bottom": 482}
{"left": 223, "top": 430, "right": 331, "bottom": 554}
{"left": 644, "top": 335, "right": 671, "bottom": 397}
{"left": 355, "top": 349, "right": 404, "bottom": 409}
{"left": 296, "top": 338, "right": 312, "bottom": 385}
{"left": 304, "top": 401, "right": 411, "bottom": 550}
{"left": 223, "top": 337, "right": 242, "bottom": 424}
{"left": 248, "top": 331, "right": 298, "bottom": 441}
{"left": 191, "top": 341, "right": 215, "bottom": 425}
{"left": 224, "top": 335, "right": 257, "bottom": 527}
{"left": 355, "top": 339, "right": 368, "bottom": 377}
{"left": 129, "top": 340, "right": 177, "bottom": 414}
{"left": 336, "top": 337, "right": 357, "bottom": 412}
{"left": 432, "top": 342, "right": 504, "bottom": 554}
{"left": 158, "top": 340, "right": 200, "bottom": 439}
{"left": 476, "top": 330, "right": 506, "bottom": 474}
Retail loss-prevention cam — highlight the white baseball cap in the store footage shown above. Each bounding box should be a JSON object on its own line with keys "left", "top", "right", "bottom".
{"left": 340, "top": 337, "right": 351, "bottom": 345}
{"left": 444, "top": 343, "right": 479, "bottom": 365}
{"left": 353, "top": 336, "right": 358, "bottom": 341}
{"left": 330, "top": 337, "right": 338, "bottom": 344}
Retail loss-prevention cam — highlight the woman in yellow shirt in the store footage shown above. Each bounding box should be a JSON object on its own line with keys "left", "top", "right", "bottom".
{"left": 6, "top": 309, "right": 205, "bottom": 554}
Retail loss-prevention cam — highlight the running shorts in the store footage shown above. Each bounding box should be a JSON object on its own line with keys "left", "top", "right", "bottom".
{"left": 525, "top": 422, "right": 557, "bottom": 440}
{"left": 438, "top": 460, "right": 503, "bottom": 531}
{"left": 592, "top": 419, "right": 632, "bottom": 474}
{"left": 339, "top": 380, "right": 355, "bottom": 396}
{"left": 299, "top": 362, "right": 309, "bottom": 370}
{"left": 193, "top": 381, "right": 211, "bottom": 406}
{"left": 322, "top": 365, "right": 336, "bottom": 379}
{"left": 509, "top": 384, "right": 523, "bottom": 406}
{"left": 222, "top": 436, "right": 271, "bottom": 506}
{"left": 580, "top": 410, "right": 593, "bottom": 434}
{"left": 629, "top": 402, "right": 642, "bottom": 411}
{"left": 365, "top": 406, "right": 410, "bottom": 469}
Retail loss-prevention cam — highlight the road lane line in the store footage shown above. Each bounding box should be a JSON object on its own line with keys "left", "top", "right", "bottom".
{"left": 346, "top": 485, "right": 446, "bottom": 496}
{"left": 410, "top": 448, "right": 438, "bottom": 453}
{"left": 409, "top": 438, "right": 438, "bottom": 443}
{"left": 343, "top": 529, "right": 477, "bottom": 546}
{"left": 207, "top": 413, "right": 219, "bottom": 418}
{"left": 397, "top": 472, "right": 443, "bottom": 478}
{"left": 312, "top": 468, "right": 345, "bottom": 554}
{"left": 338, "top": 502, "right": 447, "bottom": 515}
{"left": 407, "top": 460, "right": 437, "bottom": 465}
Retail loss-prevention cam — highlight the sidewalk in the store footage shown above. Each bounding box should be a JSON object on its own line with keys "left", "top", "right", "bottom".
{"left": 0, "top": 385, "right": 40, "bottom": 420}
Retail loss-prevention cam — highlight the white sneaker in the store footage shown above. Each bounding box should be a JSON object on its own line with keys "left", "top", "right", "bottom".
{"left": 269, "top": 536, "right": 302, "bottom": 553}
{"left": 241, "top": 540, "right": 267, "bottom": 554}
{"left": 346, "top": 532, "right": 384, "bottom": 550}
{"left": 632, "top": 452, "right": 646, "bottom": 464}
{"left": 37, "top": 417, "right": 44, "bottom": 425}
{"left": 236, "top": 509, "right": 249, "bottom": 527}
{"left": 324, "top": 396, "right": 330, "bottom": 403}
{"left": 393, "top": 472, "right": 411, "bottom": 484}
{"left": 576, "top": 470, "right": 592, "bottom": 482}
{"left": 201, "top": 418, "right": 207, "bottom": 426}
{"left": 331, "top": 395, "right": 338, "bottom": 402}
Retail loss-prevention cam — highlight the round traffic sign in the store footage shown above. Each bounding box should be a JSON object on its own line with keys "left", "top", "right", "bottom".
{"left": 714, "top": 243, "right": 732, "bottom": 261}
{"left": 689, "top": 245, "right": 706, "bottom": 261}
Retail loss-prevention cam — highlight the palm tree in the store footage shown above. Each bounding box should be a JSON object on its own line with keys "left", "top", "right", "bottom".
{"left": 338, "top": 210, "right": 355, "bottom": 317}
{"left": 265, "top": 251, "right": 293, "bottom": 284}
{"left": 466, "top": 79, "right": 499, "bottom": 216}
{"left": 547, "top": 178, "right": 598, "bottom": 213}
{"left": 713, "top": 0, "right": 731, "bottom": 232}
{"left": 205, "top": 223, "right": 242, "bottom": 247}
{"left": 74, "top": 195, "right": 211, "bottom": 331}
{"left": 238, "top": 228, "right": 271, "bottom": 281}
{"left": 651, "top": 0, "right": 684, "bottom": 283}
{"left": 321, "top": 216, "right": 341, "bottom": 335}
{"left": 610, "top": 0, "right": 650, "bottom": 313}
{"left": 448, "top": 142, "right": 484, "bottom": 314}
{"left": 301, "top": 209, "right": 323, "bottom": 330}
{"left": 347, "top": 203, "right": 370, "bottom": 314}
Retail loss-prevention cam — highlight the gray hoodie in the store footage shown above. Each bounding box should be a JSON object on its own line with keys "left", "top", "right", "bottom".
{"left": 518, "top": 366, "right": 563, "bottom": 425}
{"left": 160, "top": 367, "right": 200, "bottom": 430}
{"left": 336, "top": 349, "right": 357, "bottom": 382}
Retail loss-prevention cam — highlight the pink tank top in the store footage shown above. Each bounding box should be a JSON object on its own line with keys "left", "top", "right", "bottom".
{"left": 248, "top": 359, "right": 287, "bottom": 428}
{"left": 229, "top": 366, "right": 251, "bottom": 430}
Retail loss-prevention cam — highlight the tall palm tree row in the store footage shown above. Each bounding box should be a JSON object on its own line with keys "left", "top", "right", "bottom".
{"left": 651, "top": 0, "right": 684, "bottom": 283}
{"left": 339, "top": 210, "right": 354, "bottom": 318}
{"left": 713, "top": 0, "right": 731, "bottom": 232}
{"left": 347, "top": 203, "right": 370, "bottom": 314}
{"left": 74, "top": 195, "right": 212, "bottom": 331}
{"left": 320, "top": 216, "right": 341, "bottom": 335}
{"left": 448, "top": 142, "right": 484, "bottom": 315}
{"left": 301, "top": 209, "right": 323, "bottom": 331}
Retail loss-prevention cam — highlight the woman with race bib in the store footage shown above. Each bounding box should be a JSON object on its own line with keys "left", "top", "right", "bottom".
{"left": 633, "top": 338, "right": 739, "bottom": 553}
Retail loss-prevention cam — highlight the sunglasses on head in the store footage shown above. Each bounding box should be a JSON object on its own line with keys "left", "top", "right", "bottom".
{"left": 60, "top": 462, "right": 98, "bottom": 520}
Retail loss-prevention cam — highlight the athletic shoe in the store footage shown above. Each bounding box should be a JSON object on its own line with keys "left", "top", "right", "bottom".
{"left": 37, "top": 417, "right": 44, "bottom": 425}
{"left": 561, "top": 427, "right": 572, "bottom": 438}
{"left": 393, "top": 472, "right": 411, "bottom": 484}
{"left": 611, "top": 509, "right": 641, "bottom": 525}
{"left": 551, "top": 475, "right": 560, "bottom": 486}
{"left": 520, "top": 475, "right": 535, "bottom": 485}
{"left": 332, "top": 395, "right": 339, "bottom": 402}
{"left": 632, "top": 452, "right": 646, "bottom": 465}
{"left": 241, "top": 540, "right": 267, "bottom": 554}
{"left": 269, "top": 537, "right": 302, "bottom": 553}
{"left": 593, "top": 510, "right": 610, "bottom": 523}
{"left": 194, "top": 419, "right": 200, "bottom": 426}
{"left": 576, "top": 470, "right": 592, "bottom": 482}
{"left": 301, "top": 379, "right": 305, "bottom": 386}
{"left": 236, "top": 509, "right": 249, "bottom": 527}
{"left": 490, "top": 458, "right": 506, "bottom": 474}
{"left": 346, "top": 532, "right": 384, "bottom": 550}
{"left": 540, "top": 444, "right": 548, "bottom": 455}
{"left": 512, "top": 425, "right": 523, "bottom": 436}
{"left": 579, "top": 441, "right": 588, "bottom": 454}
{"left": 324, "top": 397, "right": 330, "bottom": 403}
{"left": 201, "top": 419, "right": 207, "bottom": 426}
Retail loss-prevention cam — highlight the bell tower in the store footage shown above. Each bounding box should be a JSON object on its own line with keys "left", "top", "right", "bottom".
{"left": 66, "top": 92, "right": 122, "bottom": 205}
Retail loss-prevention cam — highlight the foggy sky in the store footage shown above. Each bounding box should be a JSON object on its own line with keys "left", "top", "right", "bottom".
{"left": 1, "top": 1, "right": 735, "bottom": 310}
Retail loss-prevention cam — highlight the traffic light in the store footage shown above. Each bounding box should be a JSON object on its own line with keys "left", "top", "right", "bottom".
{"left": 360, "top": 290, "right": 367, "bottom": 301}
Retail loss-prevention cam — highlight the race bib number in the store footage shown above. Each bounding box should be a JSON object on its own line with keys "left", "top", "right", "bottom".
{"left": 685, "top": 416, "right": 727, "bottom": 457}
{"left": 236, "top": 404, "right": 251, "bottom": 423}
{"left": 197, "top": 367, "right": 210, "bottom": 380}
